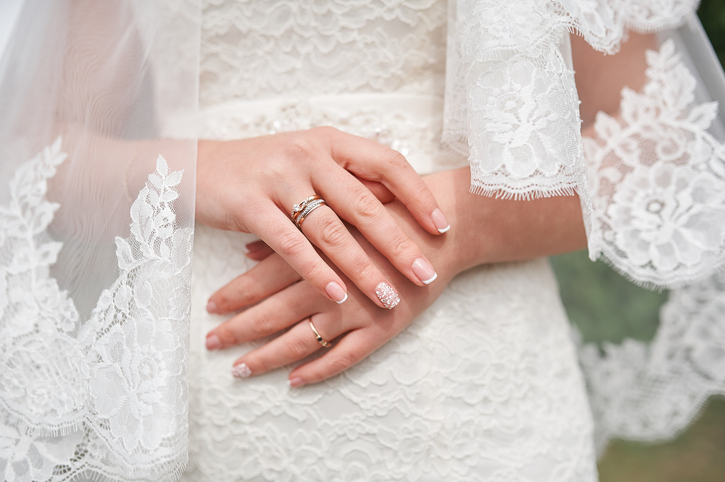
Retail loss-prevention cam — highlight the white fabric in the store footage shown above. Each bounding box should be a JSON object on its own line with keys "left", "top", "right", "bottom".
{"left": 184, "top": 91, "right": 596, "bottom": 480}
{"left": 2, "top": 0, "right": 725, "bottom": 480}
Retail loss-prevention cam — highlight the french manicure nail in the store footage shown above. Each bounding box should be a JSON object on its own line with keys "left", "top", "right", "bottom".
{"left": 375, "top": 282, "right": 400, "bottom": 309}
{"left": 206, "top": 300, "right": 218, "bottom": 313}
{"left": 206, "top": 334, "right": 221, "bottom": 350}
{"left": 232, "top": 363, "right": 252, "bottom": 379}
{"left": 288, "top": 377, "right": 304, "bottom": 388}
{"left": 431, "top": 208, "right": 450, "bottom": 233}
{"left": 325, "top": 281, "right": 348, "bottom": 304}
{"left": 412, "top": 258, "right": 437, "bottom": 285}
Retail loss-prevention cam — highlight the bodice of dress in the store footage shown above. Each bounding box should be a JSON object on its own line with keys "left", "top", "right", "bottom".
{"left": 199, "top": 0, "right": 448, "bottom": 108}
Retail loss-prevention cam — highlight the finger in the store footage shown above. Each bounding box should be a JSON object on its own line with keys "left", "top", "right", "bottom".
{"left": 230, "top": 313, "right": 340, "bottom": 379}
{"left": 322, "top": 127, "right": 450, "bottom": 234}
{"left": 207, "top": 252, "right": 301, "bottom": 314}
{"left": 206, "top": 281, "right": 322, "bottom": 350}
{"left": 296, "top": 201, "right": 402, "bottom": 309}
{"left": 287, "top": 328, "right": 378, "bottom": 387}
{"left": 315, "top": 169, "right": 439, "bottom": 287}
{"left": 246, "top": 203, "right": 349, "bottom": 304}
{"left": 245, "top": 240, "right": 274, "bottom": 261}
{"left": 357, "top": 179, "right": 395, "bottom": 204}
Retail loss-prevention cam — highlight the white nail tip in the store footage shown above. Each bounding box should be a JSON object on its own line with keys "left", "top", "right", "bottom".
{"left": 232, "top": 363, "right": 252, "bottom": 379}
{"left": 422, "top": 272, "right": 438, "bottom": 285}
{"left": 335, "top": 293, "right": 348, "bottom": 304}
{"left": 437, "top": 225, "right": 451, "bottom": 234}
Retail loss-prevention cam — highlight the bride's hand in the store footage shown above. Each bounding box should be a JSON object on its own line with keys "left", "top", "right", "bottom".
{"left": 203, "top": 166, "right": 587, "bottom": 384}
{"left": 203, "top": 197, "right": 452, "bottom": 385}
{"left": 196, "top": 127, "right": 449, "bottom": 310}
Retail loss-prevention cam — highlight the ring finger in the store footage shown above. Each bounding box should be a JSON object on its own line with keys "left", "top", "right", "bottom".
{"left": 284, "top": 192, "right": 401, "bottom": 310}
{"left": 231, "top": 312, "right": 340, "bottom": 379}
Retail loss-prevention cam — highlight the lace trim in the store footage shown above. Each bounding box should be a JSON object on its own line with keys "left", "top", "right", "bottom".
{"left": 580, "top": 270, "right": 725, "bottom": 453}
{"left": 444, "top": 0, "right": 698, "bottom": 201}
{"left": 584, "top": 39, "right": 725, "bottom": 288}
{"left": 0, "top": 139, "right": 192, "bottom": 482}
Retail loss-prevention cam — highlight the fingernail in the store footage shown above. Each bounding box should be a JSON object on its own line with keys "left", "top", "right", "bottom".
{"left": 288, "top": 377, "right": 304, "bottom": 388}
{"left": 431, "top": 208, "right": 450, "bottom": 233}
{"left": 412, "top": 258, "right": 437, "bottom": 285}
{"left": 232, "top": 362, "right": 252, "bottom": 379}
{"left": 375, "top": 282, "right": 400, "bottom": 309}
{"left": 206, "top": 334, "right": 221, "bottom": 350}
{"left": 325, "top": 281, "right": 348, "bottom": 304}
{"left": 206, "top": 300, "right": 218, "bottom": 313}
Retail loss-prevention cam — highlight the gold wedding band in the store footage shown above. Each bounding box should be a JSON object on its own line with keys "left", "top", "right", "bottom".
{"left": 309, "top": 319, "right": 332, "bottom": 348}
{"left": 291, "top": 195, "right": 327, "bottom": 230}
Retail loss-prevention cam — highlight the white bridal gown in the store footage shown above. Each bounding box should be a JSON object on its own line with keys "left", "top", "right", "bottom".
{"left": 3, "top": 0, "right": 725, "bottom": 481}
{"left": 183, "top": 1, "right": 597, "bottom": 480}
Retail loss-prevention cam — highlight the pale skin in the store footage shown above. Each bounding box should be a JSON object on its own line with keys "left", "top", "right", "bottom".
{"left": 201, "top": 33, "right": 658, "bottom": 386}
{"left": 196, "top": 128, "right": 451, "bottom": 310}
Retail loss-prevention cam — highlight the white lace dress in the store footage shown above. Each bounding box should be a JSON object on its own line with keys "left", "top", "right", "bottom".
{"left": 182, "top": 1, "right": 597, "bottom": 480}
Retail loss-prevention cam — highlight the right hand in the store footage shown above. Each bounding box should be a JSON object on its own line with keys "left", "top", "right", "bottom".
{"left": 196, "top": 127, "right": 450, "bottom": 310}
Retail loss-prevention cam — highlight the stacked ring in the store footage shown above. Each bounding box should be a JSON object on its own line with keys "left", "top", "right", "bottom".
{"left": 291, "top": 195, "right": 327, "bottom": 229}
{"left": 309, "top": 320, "right": 332, "bottom": 348}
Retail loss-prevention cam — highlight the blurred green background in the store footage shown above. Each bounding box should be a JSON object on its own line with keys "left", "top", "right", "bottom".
{"left": 551, "top": 2, "right": 725, "bottom": 477}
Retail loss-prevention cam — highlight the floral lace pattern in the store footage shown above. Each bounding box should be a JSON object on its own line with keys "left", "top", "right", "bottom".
{"left": 0, "top": 139, "right": 192, "bottom": 482}
{"left": 443, "top": 0, "right": 698, "bottom": 200}
{"left": 584, "top": 39, "right": 725, "bottom": 287}
{"left": 184, "top": 225, "right": 598, "bottom": 482}
{"left": 580, "top": 270, "right": 725, "bottom": 453}
{"left": 199, "top": 0, "right": 448, "bottom": 108}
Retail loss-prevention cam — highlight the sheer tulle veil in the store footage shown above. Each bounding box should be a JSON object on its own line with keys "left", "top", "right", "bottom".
{"left": 1, "top": 0, "right": 725, "bottom": 480}
{"left": 0, "top": 1, "right": 199, "bottom": 480}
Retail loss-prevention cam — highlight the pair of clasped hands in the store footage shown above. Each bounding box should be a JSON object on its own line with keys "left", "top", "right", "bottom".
{"left": 196, "top": 127, "right": 587, "bottom": 387}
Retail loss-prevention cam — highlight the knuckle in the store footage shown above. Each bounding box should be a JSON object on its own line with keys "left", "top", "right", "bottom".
{"left": 327, "top": 352, "right": 356, "bottom": 374}
{"left": 351, "top": 190, "right": 381, "bottom": 220}
{"left": 276, "top": 230, "right": 308, "bottom": 259}
{"left": 388, "top": 235, "right": 412, "bottom": 260}
{"left": 216, "top": 325, "right": 239, "bottom": 347}
{"left": 382, "top": 148, "right": 409, "bottom": 171}
{"left": 350, "top": 258, "right": 377, "bottom": 283}
{"left": 283, "top": 136, "right": 317, "bottom": 160}
{"left": 285, "top": 336, "right": 310, "bottom": 360}
{"left": 318, "top": 219, "right": 348, "bottom": 248}
{"left": 250, "top": 312, "right": 275, "bottom": 337}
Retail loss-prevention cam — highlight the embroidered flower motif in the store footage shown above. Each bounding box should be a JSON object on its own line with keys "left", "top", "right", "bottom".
{"left": 608, "top": 163, "right": 725, "bottom": 272}
{"left": 90, "top": 314, "right": 176, "bottom": 452}
{"left": 586, "top": 39, "right": 725, "bottom": 285}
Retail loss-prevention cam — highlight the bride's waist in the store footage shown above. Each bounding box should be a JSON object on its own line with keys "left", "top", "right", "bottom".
{"left": 189, "top": 93, "right": 468, "bottom": 175}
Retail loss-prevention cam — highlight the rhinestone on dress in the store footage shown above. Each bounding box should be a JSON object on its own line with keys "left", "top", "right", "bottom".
{"left": 375, "top": 282, "right": 400, "bottom": 309}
